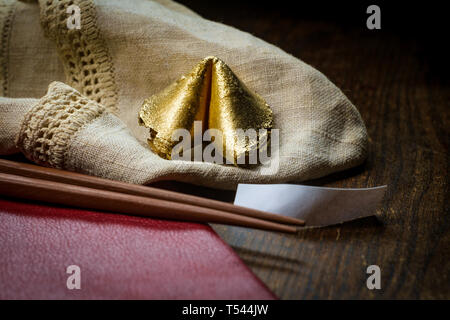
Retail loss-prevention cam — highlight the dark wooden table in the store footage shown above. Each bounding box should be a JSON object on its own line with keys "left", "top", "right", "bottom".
{"left": 173, "top": 1, "right": 449, "bottom": 299}
{"left": 4, "top": 1, "right": 446, "bottom": 300}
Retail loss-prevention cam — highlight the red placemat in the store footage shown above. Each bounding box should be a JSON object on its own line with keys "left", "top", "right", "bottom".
{"left": 0, "top": 197, "right": 275, "bottom": 299}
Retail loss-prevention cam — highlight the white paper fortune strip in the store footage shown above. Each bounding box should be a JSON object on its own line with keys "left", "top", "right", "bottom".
{"left": 234, "top": 184, "right": 387, "bottom": 227}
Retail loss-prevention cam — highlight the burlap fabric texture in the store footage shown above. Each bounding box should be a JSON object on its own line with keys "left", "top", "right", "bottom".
{"left": 0, "top": 0, "right": 368, "bottom": 189}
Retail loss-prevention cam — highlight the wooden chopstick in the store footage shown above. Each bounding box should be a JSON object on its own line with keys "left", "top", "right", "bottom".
{"left": 0, "top": 172, "right": 297, "bottom": 234}
{"left": 0, "top": 159, "right": 304, "bottom": 226}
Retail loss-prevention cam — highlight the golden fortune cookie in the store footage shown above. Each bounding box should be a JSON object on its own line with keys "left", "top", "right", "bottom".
{"left": 138, "top": 56, "right": 273, "bottom": 164}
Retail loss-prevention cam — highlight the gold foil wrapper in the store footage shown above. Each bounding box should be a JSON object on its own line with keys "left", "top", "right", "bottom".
{"left": 139, "top": 56, "right": 272, "bottom": 164}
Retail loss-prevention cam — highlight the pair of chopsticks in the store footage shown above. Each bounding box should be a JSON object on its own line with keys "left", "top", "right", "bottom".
{"left": 0, "top": 159, "right": 304, "bottom": 233}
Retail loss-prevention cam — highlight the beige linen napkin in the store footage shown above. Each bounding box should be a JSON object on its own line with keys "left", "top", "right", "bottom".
{"left": 0, "top": 0, "right": 368, "bottom": 189}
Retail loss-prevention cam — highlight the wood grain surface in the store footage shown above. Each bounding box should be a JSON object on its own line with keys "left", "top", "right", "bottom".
{"left": 171, "top": 0, "right": 449, "bottom": 299}
{"left": 2, "top": 1, "right": 447, "bottom": 300}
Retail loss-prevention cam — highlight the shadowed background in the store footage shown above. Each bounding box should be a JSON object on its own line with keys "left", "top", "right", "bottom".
{"left": 166, "top": 0, "right": 449, "bottom": 299}
{"left": 3, "top": 0, "right": 447, "bottom": 299}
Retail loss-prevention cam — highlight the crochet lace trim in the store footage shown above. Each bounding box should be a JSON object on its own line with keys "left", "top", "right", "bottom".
{"left": 38, "top": 0, "right": 118, "bottom": 113}
{"left": 16, "top": 81, "right": 105, "bottom": 168}
{"left": 0, "top": 0, "right": 15, "bottom": 96}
